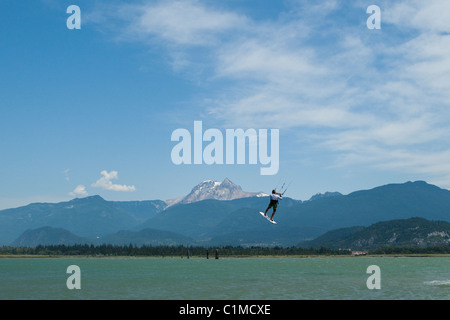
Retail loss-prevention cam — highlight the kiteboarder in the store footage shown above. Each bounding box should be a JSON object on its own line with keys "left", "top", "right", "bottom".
{"left": 263, "top": 189, "right": 282, "bottom": 222}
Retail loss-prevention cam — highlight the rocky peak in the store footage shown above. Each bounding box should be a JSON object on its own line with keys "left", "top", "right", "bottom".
{"left": 178, "top": 178, "right": 265, "bottom": 204}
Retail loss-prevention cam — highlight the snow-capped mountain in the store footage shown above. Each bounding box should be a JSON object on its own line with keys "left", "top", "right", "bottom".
{"left": 168, "top": 178, "right": 267, "bottom": 206}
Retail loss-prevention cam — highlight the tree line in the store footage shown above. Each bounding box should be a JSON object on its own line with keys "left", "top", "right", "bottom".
{"left": 0, "top": 244, "right": 351, "bottom": 257}
{"left": 1, "top": 244, "right": 449, "bottom": 257}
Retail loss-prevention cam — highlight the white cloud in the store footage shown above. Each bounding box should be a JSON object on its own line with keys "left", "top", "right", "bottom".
{"left": 91, "top": 0, "right": 450, "bottom": 187}
{"left": 69, "top": 185, "right": 88, "bottom": 197}
{"left": 99, "top": 0, "right": 247, "bottom": 47}
{"left": 138, "top": 0, "right": 247, "bottom": 45}
{"left": 383, "top": 0, "right": 450, "bottom": 33}
{"left": 207, "top": 1, "right": 450, "bottom": 187}
{"left": 91, "top": 170, "right": 136, "bottom": 192}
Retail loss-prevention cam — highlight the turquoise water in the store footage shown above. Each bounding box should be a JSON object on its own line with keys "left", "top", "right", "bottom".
{"left": 0, "top": 257, "right": 449, "bottom": 300}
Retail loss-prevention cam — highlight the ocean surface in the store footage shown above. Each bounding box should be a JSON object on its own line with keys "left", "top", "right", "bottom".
{"left": 0, "top": 256, "right": 449, "bottom": 300}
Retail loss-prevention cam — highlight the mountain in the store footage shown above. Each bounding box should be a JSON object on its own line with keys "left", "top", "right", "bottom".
{"left": 308, "top": 191, "right": 343, "bottom": 201}
{"left": 11, "top": 226, "right": 194, "bottom": 247}
{"left": 109, "top": 199, "right": 167, "bottom": 222}
{"left": 279, "top": 180, "right": 450, "bottom": 232}
{"left": 0, "top": 195, "right": 165, "bottom": 245}
{"left": 299, "top": 217, "right": 450, "bottom": 250}
{"left": 11, "top": 226, "right": 90, "bottom": 247}
{"left": 168, "top": 178, "right": 267, "bottom": 206}
{"left": 0, "top": 178, "right": 269, "bottom": 245}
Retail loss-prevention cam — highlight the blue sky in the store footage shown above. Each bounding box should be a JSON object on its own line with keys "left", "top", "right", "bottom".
{"left": 1, "top": 0, "right": 450, "bottom": 209}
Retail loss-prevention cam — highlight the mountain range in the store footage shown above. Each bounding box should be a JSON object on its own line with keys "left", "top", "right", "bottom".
{"left": 1, "top": 179, "right": 450, "bottom": 249}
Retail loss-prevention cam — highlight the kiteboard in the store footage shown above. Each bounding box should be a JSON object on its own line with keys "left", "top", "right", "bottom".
{"left": 259, "top": 212, "right": 277, "bottom": 224}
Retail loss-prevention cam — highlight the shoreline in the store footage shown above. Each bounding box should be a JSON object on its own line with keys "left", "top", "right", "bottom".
{"left": 1, "top": 253, "right": 450, "bottom": 258}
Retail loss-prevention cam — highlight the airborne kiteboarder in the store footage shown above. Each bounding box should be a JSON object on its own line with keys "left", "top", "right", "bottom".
{"left": 259, "top": 180, "right": 292, "bottom": 224}
{"left": 263, "top": 189, "right": 283, "bottom": 222}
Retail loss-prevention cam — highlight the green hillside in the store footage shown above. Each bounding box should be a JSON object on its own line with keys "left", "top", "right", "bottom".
{"left": 99, "top": 228, "right": 194, "bottom": 246}
{"left": 11, "top": 226, "right": 90, "bottom": 247}
{"left": 300, "top": 217, "right": 450, "bottom": 250}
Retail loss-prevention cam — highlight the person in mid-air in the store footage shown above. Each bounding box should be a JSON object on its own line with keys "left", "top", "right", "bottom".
{"left": 264, "top": 189, "right": 282, "bottom": 221}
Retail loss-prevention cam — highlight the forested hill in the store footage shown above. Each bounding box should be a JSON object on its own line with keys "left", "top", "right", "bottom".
{"left": 299, "top": 217, "right": 450, "bottom": 250}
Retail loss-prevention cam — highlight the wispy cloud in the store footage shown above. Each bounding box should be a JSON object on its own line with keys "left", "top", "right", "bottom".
{"left": 63, "top": 169, "right": 70, "bottom": 182}
{"left": 134, "top": 0, "right": 247, "bottom": 46}
{"left": 383, "top": 0, "right": 450, "bottom": 33}
{"left": 90, "top": 0, "right": 450, "bottom": 187}
{"left": 91, "top": 170, "right": 136, "bottom": 192}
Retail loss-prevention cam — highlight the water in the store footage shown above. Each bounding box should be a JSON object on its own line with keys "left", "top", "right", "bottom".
{"left": 0, "top": 257, "right": 449, "bottom": 300}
